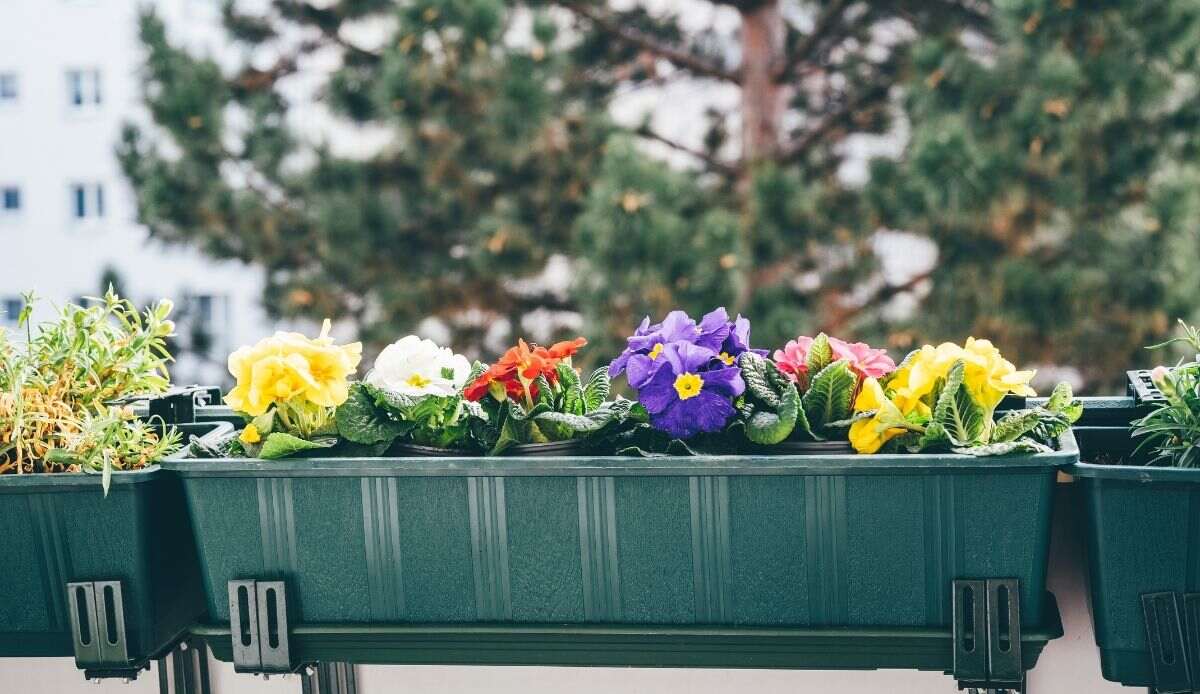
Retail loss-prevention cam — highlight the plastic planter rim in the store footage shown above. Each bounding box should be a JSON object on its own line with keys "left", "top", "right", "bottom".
{"left": 161, "top": 430, "right": 1077, "bottom": 477}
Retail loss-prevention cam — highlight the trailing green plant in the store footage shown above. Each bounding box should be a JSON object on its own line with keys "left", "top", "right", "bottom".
{"left": 1132, "top": 320, "right": 1200, "bottom": 467}
{"left": 0, "top": 290, "right": 179, "bottom": 491}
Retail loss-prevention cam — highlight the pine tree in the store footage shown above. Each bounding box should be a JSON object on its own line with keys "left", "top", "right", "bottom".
{"left": 122, "top": 1, "right": 1200, "bottom": 387}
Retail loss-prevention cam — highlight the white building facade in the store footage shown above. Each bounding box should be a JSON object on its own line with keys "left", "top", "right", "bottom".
{"left": 0, "top": 0, "right": 267, "bottom": 386}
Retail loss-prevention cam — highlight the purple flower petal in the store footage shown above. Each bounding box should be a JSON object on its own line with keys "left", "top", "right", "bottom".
{"left": 695, "top": 307, "right": 732, "bottom": 351}
{"left": 625, "top": 353, "right": 666, "bottom": 389}
{"left": 664, "top": 341, "right": 719, "bottom": 374}
{"left": 636, "top": 367, "right": 678, "bottom": 414}
{"left": 700, "top": 364, "right": 745, "bottom": 398}
{"left": 650, "top": 390, "right": 735, "bottom": 438}
{"left": 608, "top": 349, "right": 632, "bottom": 377}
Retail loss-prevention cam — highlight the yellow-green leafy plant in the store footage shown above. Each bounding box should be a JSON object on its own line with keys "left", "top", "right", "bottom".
{"left": 0, "top": 291, "right": 179, "bottom": 491}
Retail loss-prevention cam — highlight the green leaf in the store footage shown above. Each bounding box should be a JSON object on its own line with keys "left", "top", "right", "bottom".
{"left": 932, "top": 360, "right": 987, "bottom": 447}
{"left": 259, "top": 433, "right": 336, "bottom": 459}
{"left": 802, "top": 360, "right": 856, "bottom": 430}
{"left": 336, "top": 383, "right": 413, "bottom": 445}
{"left": 1044, "top": 381, "right": 1083, "bottom": 424}
{"left": 991, "top": 409, "right": 1043, "bottom": 443}
{"left": 805, "top": 333, "right": 833, "bottom": 376}
{"left": 364, "top": 382, "right": 417, "bottom": 412}
{"left": 744, "top": 384, "right": 800, "bottom": 444}
{"left": 532, "top": 374, "right": 554, "bottom": 408}
{"left": 740, "top": 353, "right": 780, "bottom": 408}
{"left": 582, "top": 367, "right": 610, "bottom": 412}
{"left": 953, "top": 439, "right": 1053, "bottom": 457}
{"left": 917, "top": 421, "right": 951, "bottom": 451}
{"left": 556, "top": 362, "right": 581, "bottom": 391}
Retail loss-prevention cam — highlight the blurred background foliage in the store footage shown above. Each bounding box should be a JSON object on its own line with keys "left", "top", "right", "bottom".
{"left": 119, "top": 0, "right": 1200, "bottom": 392}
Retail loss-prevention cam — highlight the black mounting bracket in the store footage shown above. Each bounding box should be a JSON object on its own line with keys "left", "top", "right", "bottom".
{"left": 301, "top": 662, "right": 358, "bottom": 694}
{"left": 228, "top": 579, "right": 295, "bottom": 674}
{"left": 147, "top": 386, "right": 223, "bottom": 426}
{"left": 953, "top": 578, "right": 1025, "bottom": 693}
{"left": 157, "top": 638, "right": 212, "bottom": 694}
{"left": 1141, "top": 592, "right": 1200, "bottom": 694}
{"left": 67, "top": 580, "right": 140, "bottom": 680}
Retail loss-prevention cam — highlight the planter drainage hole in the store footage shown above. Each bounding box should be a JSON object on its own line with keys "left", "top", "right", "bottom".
{"left": 265, "top": 587, "right": 280, "bottom": 649}
{"left": 237, "top": 585, "right": 252, "bottom": 647}
{"left": 996, "top": 584, "right": 1011, "bottom": 653}
{"left": 961, "top": 585, "right": 976, "bottom": 652}
{"left": 74, "top": 586, "right": 92, "bottom": 646}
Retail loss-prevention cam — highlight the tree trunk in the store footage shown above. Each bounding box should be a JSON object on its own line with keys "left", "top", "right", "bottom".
{"left": 740, "top": 0, "right": 785, "bottom": 165}
{"left": 735, "top": 0, "right": 785, "bottom": 311}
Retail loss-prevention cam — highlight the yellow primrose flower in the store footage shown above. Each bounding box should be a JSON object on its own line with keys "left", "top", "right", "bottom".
{"left": 849, "top": 378, "right": 910, "bottom": 454}
{"left": 239, "top": 424, "right": 262, "bottom": 444}
{"left": 958, "top": 337, "right": 1036, "bottom": 411}
{"left": 225, "top": 320, "right": 362, "bottom": 416}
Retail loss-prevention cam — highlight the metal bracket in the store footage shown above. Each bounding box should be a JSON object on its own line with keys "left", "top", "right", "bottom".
{"left": 1141, "top": 592, "right": 1200, "bottom": 694}
{"left": 147, "top": 386, "right": 223, "bottom": 426}
{"left": 301, "top": 662, "right": 358, "bottom": 694}
{"left": 1128, "top": 370, "right": 1169, "bottom": 407}
{"left": 67, "top": 580, "right": 132, "bottom": 676}
{"left": 157, "top": 638, "right": 211, "bottom": 694}
{"left": 228, "top": 580, "right": 294, "bottom": 674}
{"left": 953, "top": 579, "right": 1024, "bottom": 693}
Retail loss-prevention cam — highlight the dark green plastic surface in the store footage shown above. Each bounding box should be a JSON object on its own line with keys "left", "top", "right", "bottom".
{"left": 193, "top": 593, "right": 1062, "bottom": 669}
{"left": 1071, "top": 412, "right": 1200, "bottom": 687}
{"left": 0, "top": 423, "right": 219, "bottom": 662}
{"left": 163, "top": 430, "right": 1074, "bottom": 666}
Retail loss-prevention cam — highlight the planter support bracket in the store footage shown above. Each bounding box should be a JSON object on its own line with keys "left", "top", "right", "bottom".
{"left": 301, "top": 662, "right": 358, "bottom": 694}
{"left": 228, "top": 579, "right": 294, "bottom": 674}
{"left": 1141, "top": 591, "right": 1200, "bottom": 694}
{"left": 67, "top": 580, "right": 134, "bottom": 678}
{"left": 952, "top": 578, "right": 1024, "bottom": 693}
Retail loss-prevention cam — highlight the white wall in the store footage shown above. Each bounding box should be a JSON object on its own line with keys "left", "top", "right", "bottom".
{"left": 0, "top": 0, "right": 270, "bottom": 386}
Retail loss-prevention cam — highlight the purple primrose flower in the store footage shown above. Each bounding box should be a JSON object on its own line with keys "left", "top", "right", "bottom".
{"left": 636, "top": 341, "right": 746, "bottom": 439}
{"left": 608, "top": 307, "right": 740, "bottom": 387}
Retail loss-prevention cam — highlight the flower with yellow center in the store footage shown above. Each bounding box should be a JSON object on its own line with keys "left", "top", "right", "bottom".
{"left": 366, "top": 334, "right": 471, "bottom": 397}
{"left": 673, "top": 372, "right": 703, "bottom": 400}
{"left": 226, "top": 320, "right": 362, "bottom": 417}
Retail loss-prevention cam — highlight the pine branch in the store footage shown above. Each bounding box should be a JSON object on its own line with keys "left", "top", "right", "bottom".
{"left": 774, "top": 0, "right": 852, "bottom": 82}
{"left": 556, "top": 1, "right": 739, "bottom": 84}
{"left": 778, "top": 79, "right": 891, "bottom": 163}
{"left": 635, "top": 126, "right": 738, "bottom": 176}
{"left": 819, "top": 270, "right": 935, "bottom": 334}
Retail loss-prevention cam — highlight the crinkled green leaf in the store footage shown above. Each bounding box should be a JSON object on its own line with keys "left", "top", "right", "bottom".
{"left": 259, "top": 432, "right": 336, "bottom": 459}
{"left": 363, "top": 382, "right": 417, "bottom": 412}
{"left": 917, "top": 421, "right": 951, "bottom": 451}
{"left": 337, "top": 382, "right": 414, "bottom": 445}
{"left": 991, "top": 409, "right": 1043, "bottom": 443}
{"left": 953, "top": 439, "right": 1053, "bottom": 457}
{"left": 932, "top": 360, "right": 987, "bottom": 446}
{"left": 740, "top": 353, "right": 780, "bottom": 408}
{"left": 556, "top": 361, "right": 581, "bottom": 392}
{"left": 582, "top": 367, "right": 610, "bottom": 412}
{"left": 802, "top": 360, "right": 855, "bottom": 430}
{"left": 744, "top": 384, "right": 800, "bottom": 444}
{"left": 805, "top": 333, "right": 833, "bottom": 375}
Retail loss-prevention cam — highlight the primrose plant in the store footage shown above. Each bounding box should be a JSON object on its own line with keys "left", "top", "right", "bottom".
{"left": 1133, "top": 320, "right": 1200, "bottom": 467}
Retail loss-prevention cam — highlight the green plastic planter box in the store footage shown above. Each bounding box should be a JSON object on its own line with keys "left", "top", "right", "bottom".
{"left": 0, "top": 422, "right": 222, "bottom": 674}
{"left": 1071, "top": 398, "right": 1200, "bottom": 687}
{"left": 164, "top": 423, "right": 1074, "bottom": 671}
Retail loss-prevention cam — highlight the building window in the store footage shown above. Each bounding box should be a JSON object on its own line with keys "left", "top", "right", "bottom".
{"left": 70, "top": 182, "right": 105, "bottom": 220}
{"left": 66, "top": 69, "right": 102, "bottom": 108}
{"left": 0, "top": 73, "right": 16, "bottom": 104}
{"left": 1, "top": 186, "right": 19, "bottom": 214}
{"left": 1, "top": 297, "right": 22, "bottom": 325}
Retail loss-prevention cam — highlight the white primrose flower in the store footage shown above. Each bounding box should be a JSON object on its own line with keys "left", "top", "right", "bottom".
{"left": 366, "top": 335, "right": 472, "bottom": 397}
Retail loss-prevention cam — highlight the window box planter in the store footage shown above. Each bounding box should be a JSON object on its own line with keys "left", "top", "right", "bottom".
{"left": 164, "top": 412, "right": 1073, "bottom": 676}
{"left": 1071, "top": 395, "right": 1200, "bottom": 688}
{"left": 0, "top": 421, "right": 226, "bottom": 677}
